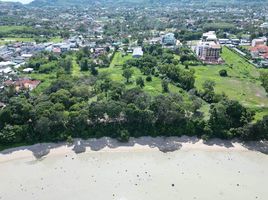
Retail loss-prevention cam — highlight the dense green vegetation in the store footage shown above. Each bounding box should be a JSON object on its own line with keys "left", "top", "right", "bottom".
{"left": 1, "top": 44, "right": 268, "bottom": 149}
{"left": 193, "top": 47, "right": 268, "bottom": 120}
{"left": 0, "top": 26, "right": 66, "bottom": 43}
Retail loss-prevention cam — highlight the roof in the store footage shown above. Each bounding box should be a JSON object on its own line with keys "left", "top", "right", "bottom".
{"left": 0, "top": 61, "right": 16, "bottom": 67}
{"left": 133, "top": 47, "right": 143, "bottom": 56}
{"left": 23, "top": 68, "right": 34, "bottom": 72}
{"left": 250, "top": 45, "right": 268, "bottom": 53}
{"left": 21, "top": 54, "right": 33, "bottom": 58}
{"left": 4, "top": 79, "right": 41, "bottom": 90}
{"left": 263, "top": 53, "right": 268, "bottom": 59}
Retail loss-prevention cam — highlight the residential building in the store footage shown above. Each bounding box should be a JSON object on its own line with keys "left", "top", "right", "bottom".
{"left": 4, "top": 78, "right": 41, "bottom": 91}
{"left": 132, "top": 47, "right": 143, "bottom": 58}
{"left": 250, "top": 45, "right": 268, "bottom": 59}
{"left": 195, "top": 31, "right": 221, "bottom": 63}
{"left": 260, "top": 22, "right": 268, "bottom": 29}
{"left": 252, "top": 38, "right": 266, "bottom": 47}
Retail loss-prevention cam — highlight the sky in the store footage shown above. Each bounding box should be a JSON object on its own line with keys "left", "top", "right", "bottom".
{"left": 1, "top": 0, "right": 33, "bottom": 4}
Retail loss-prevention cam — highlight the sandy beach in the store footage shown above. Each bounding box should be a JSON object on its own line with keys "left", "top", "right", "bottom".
{"left": 1, "top": 136, "right": 268, "bottom": 200}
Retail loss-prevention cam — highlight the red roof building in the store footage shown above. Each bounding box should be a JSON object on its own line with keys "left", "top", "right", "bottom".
{"left": 4, "top": 79, "right": 41, "bottom": 91}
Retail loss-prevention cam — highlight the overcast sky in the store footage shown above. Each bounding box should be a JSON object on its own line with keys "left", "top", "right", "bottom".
{"left": 1, "top": 0, "right": 33, "bottom": 4}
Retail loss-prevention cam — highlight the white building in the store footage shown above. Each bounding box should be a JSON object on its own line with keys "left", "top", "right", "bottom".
{"left": 132, "top": 47, "right": 143, "bottom": 58}
{"left": 260, "top": 22, "right": 268, "bottom": 29}
{"left": 252, "top": 38, "right": 266, "bottom": 47}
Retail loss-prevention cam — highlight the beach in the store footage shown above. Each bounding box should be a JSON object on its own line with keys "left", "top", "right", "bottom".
{"left": 0, "top": 136, "right": 268, "bottom": 200}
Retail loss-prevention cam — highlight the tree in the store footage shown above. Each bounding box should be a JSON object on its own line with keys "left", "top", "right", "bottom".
{"left": 162, "top": 79, "right": 169, "bottom": 93}
{"left": 219, "top": 69, "right": 228, "bottom": 77}
{"left": 146, "top": 76, "right": 152, "bottom": 82}
{"left": 123, "top": 46, "right": 128, "bottom": 53}
{"left": 50, "top": 89, "right": 71, "bottom": 108}
{"left": 90, "top": 65, "right": 98, "bottom": 76}
{"left": 79, "top": 58, "right": 89, "bottom": 71}
{"left": 118, "top": 130, "right": 130, "bottom": 143}
{"left": 86, "top": 60, "right": 98, "bottom": 75}
{"left": 122, "top": 38, "right": 129, "bottom": 44}
{"left": 201, "top": 80, "right": 216, "bottom": 103}
{"left": 34, "top": 117, "right": 51, "bottom": 140}
{"left": 260, "top": 71, "right": 268, "bottom": 92}
{"left": 209, "top": 99, "right": 254, "bottom": 138}
{"left": 136, "top": 77, "right": 145, "bottom": 88}
{"left": 105, "top": 46, "right": 110, "bottom": 52}
{"left": 122, "top": 68, "right": 133, "bottom": 83}
{"left": 0, "top": 124, "right": 24, "bottom": 144}
{"left": 60, "top": 58, "right": 72, "bottom": 74}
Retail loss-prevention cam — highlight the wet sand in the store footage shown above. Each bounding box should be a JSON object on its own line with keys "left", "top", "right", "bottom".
{"left": 0, "top": 137, "right": 268, "bottom": 200}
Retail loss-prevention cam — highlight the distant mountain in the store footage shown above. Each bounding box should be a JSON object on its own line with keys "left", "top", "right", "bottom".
{"left": 0, "top": 0, "right": 22, "bottom": 5}
{"left": 28, "top": 0, "right": 267, "bottom": 7}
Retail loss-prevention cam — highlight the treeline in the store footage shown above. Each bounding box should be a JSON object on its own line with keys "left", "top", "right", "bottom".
{"left": 0, "top": 74, "right": 267, "bottom": 146}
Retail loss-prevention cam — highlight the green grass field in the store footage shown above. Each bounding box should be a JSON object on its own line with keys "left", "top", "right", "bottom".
{"left": 99, "top": 52, "right": 186, "bottom": 97}
{"left": 0, "top": 26, "right": 63, "bottom": 45}
{"left": 192, "top": 47, "right": 268, "bottom": 120}
{"left": 0, "top": 37, "right": 35, "bottom": 45}
{"left": 0, "top": 26, "right": 29, "bottom": 33}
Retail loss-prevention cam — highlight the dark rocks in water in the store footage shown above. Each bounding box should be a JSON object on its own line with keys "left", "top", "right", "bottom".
{"left": 33, "top": 149, "right": 50, "bottom": 159}
{"left": 73, "top": 145, "right": 86, "bottom": 154}
{"left": 159, "top": 142, "right": 181, "bottom": 153}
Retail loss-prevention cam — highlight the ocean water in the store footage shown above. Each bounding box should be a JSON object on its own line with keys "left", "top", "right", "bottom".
{"left": 0, "top": 149, "right": 267, "bottom": 200}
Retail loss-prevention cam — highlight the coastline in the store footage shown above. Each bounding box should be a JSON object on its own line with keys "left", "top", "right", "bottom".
{"left": 1, "top": 136, "right": 267, "bottom": 163}
{"left": 1, "top": 136, "right": 268, "bottom": 200}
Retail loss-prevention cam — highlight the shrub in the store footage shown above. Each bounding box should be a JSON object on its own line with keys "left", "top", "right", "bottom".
{"left": 219, "top": 69, "right": 228, "bottom": 77}
{"left": 118, "top": 130, "right": 130, "bottom": 143}
{"left": 146, "top": 76, "right": 152, "bottom": 82}
{"left": 67, "top": 135, "right": 74, "bottom": 144}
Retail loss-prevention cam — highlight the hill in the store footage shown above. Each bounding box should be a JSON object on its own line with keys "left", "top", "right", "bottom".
{"left": 28, "top": 0, "right": 268, "bottom": 7}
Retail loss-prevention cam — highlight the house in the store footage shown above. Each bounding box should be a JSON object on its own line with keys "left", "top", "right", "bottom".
{"left": 132, "top": 47, "right": 143, "bottom": 58}
{"left": 21, "top": 54, "right": 33, "bottom": 59}
{"left": 22, "top": 68, "right": 34, "bottom": 73}
{"left": 250, "top": 45, "right": 268, "bottom": 59}
{"left": 260, "top": 22, "right": 268, "bottom": 29}
{"left": 4, "top": 78, "right": 41, "bottom": 91}
{"left": 60, "top": 44, "right": 70, "bottom": 53}
{"left": 252, "top": 38, "right": 266, "bottom": 47}
{"left": 0, "top": 61, "right": 16, "bottom": 74}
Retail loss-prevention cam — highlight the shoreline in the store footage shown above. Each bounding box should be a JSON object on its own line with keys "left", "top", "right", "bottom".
{"left": 1, "top": 136, "right": 267, "bottom": 163}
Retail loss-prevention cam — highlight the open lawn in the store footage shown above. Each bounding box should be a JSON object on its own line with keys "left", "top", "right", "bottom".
{"left": 0, "top": 26, "right": 29, "bottom": 33}
{"left": 0, "top": 36, "right": 63, "bottom": 45}
{"left": 192, "top": 47, "right": 268, "bottom": 120}
{"left": 49, "top": 36, "right": 63, "bottom": 43}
